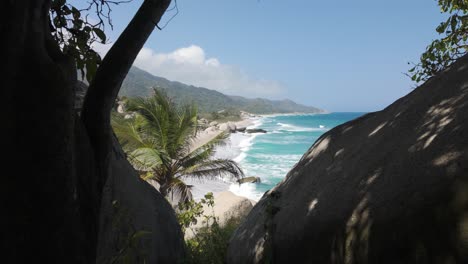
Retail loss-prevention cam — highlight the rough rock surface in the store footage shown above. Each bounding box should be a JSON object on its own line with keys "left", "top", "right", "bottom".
{"left": 246, "top": 128, "right": 267, "bottom": 134}
{"left": 74, "top": 81, "right": 88, "bottom": 112}
{"left": 227, "top": 122, "right": 237, "bottom": 132}
{"left": 97, "top": 136, "right": 185, "bottom": 263}
{"left": 237, "top": 176, "right": 261, "bottom": 184}
{"left": 219, "top": 123, "right": 230, "bottom": 132}
{"left": 227, "top": 55, "right": 468, "bottom": 263}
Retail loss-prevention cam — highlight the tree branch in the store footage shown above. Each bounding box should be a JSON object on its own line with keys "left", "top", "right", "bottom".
{"left": 81, "top": 0, "right": 172, "bottom": 197}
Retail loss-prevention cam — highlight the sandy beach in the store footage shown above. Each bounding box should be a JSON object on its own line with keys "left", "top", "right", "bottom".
{"left": 186, "top": 115, "right": 259, "bottom": 201}
{"left": 189, "top": 118, "right": 255, "bottom": 152}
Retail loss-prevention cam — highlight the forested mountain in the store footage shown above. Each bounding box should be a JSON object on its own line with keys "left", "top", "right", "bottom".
{"left": 121, "top": 67, "right": 324, "bottom": 114}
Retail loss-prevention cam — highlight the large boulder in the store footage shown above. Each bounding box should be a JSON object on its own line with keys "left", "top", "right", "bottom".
{"left": 246, "top": 128, "right": 267, "bottom": 134}
{"left": 227, "top": 122, "right": 237, "bottom": 132}
{"left": 237, "top": 176, "right": 261, "bottom": 184}
{"left": 227, "top": 55, "right": 468, "bottom": 263}
{"left": 219, "top": 123, "right": 230, "bottom": 132}
{"left": 97, "top": 136, "right": 185, "bottom": 263}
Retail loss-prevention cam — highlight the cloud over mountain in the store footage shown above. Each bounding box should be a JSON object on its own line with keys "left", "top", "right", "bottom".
{"left": 131, "top": 45, "right": 285, "bottom": 98}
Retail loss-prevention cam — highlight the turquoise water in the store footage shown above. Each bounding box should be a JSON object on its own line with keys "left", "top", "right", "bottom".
{"left": 229, "top": 112, "right": 365, "bottom": 200}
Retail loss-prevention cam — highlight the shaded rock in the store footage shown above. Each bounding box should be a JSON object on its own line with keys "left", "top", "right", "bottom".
{"left": 219, "top": 122, "right": 237, "bottom": 132}
{"left": 74, "top": 81, "right": 88, "bottom": 112}
{"left": 246, "top": 128, "right": 267, "bottom": 133}
{"left": 209, "top": 121, "right": 218, "bottom": 126}
{"left": 236, "top": 127, "right": 247, "bottom": 132}
{"left": 227, "top": 55, "right": 468, "bottom": 263}
{"left": 98, "top": 136, "right": 185, "bottom": 263}
{"left": 227, "top": 122, "right": 237, "bottom": 132}
{"left": 237, "top": 176, "right": 261, "bottom": 184}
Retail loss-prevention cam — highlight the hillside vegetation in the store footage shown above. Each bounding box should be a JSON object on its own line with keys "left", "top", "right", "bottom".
{"left": 121, "top": 67, "right": 324, "bottom": 114}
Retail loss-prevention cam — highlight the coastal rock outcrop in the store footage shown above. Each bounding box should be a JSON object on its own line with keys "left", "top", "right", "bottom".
{"left": 237, "top": 176, "right": 261, "bottom": 184}
{"left": 236, "top": 127, "right": 247, "bottom": 132}
{"left": 227, "top": 55, "right": 468, "bottom": 263}
{"left": 246, "top": 128, "right": 267, "bottom": 134}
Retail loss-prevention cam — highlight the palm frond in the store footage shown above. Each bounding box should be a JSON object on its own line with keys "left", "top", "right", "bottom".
{"left": 180, "top": 159, "right": 244, "bottom": 181}
{"left": 167, "top": 177, "right": 193, "bottom": 204}
{"left": 126, "top": 95, "right": 171, "bottom": 151}
{"left": 177, "top": 131, "right": 231, "bottom": 172}
{"left": 166, "top": 96, "right": 199, "bottom": 158}
{"left": 127, "top": 147, "right": 166, "bottom": 171}
{"left": 112, "top": 113, "right": 151, "bottom": 150}
{"left": 190, "top": 131, "right": 229, "bottom": 155}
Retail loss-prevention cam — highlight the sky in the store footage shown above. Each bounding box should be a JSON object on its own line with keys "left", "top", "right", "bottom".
{"left": 91, "top": 0, "right": 446, "bottom": 112}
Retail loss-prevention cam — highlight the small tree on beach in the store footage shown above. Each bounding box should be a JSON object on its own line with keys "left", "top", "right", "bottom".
{"left": 112, "top": 89, "right": 244, "bottom": 202}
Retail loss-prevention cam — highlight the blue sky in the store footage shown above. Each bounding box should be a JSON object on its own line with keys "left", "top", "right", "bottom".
{"left": 97, "top": 0, "right": 445, "bottom": 112}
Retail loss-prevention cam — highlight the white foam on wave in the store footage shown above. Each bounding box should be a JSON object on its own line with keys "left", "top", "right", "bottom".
{"left": 229, "top": 182, "right": 263, "bottom": 201}
{"left": 277, "top": 122, "right": 327, "bottom": 132}
{"left": 249, "top": 118, "right": 264, "bottom": 129}
{"left": 196, "top": 116, "right": 270, "bottom": 201}
{"left": 233, "top": 152, "right": 247, "bottom": 163}
{"left": 232, "top": 132, "right": 260, "bottom": 162}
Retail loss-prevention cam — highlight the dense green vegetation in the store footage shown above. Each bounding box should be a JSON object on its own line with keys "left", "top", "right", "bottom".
{"left": 121, "top": 67, "right": 324, "bottom": 114}
{"left": 409, "top": 0, "right": 467, "bottom": 82}
{"left": 177, "top": 193, "right": 242, "bottom": 264}
{"left": 112, "top": 90, "right": 244, "bottom": 202}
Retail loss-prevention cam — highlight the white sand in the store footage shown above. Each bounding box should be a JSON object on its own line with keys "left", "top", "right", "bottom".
{"left": 184, "top": 191, "right": 254, "bottom": 239}
{"left": 186, "top": 116, "right": 259, "bottom": 201}
{"left": 189, "top": 118, "right": 255, "bottom": 152}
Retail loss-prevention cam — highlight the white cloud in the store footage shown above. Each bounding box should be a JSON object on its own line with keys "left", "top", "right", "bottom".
{"left": 131, "top": 45, "right": 285, "bottom": 98}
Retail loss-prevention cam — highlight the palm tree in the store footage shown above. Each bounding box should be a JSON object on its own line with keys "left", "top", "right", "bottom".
{"left": 112, "top": 89, "right": 244, "bottom": 203}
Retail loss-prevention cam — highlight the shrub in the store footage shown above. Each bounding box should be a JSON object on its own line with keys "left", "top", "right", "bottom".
{"left": 177, "top": 193, "right": 243, "bottom": 264}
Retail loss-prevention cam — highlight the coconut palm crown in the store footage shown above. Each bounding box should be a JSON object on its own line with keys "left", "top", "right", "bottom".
{"left": 112, "top": 89, "right": 244, "bottom": 202}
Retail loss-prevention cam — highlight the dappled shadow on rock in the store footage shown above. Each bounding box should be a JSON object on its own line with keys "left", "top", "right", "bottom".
{"left": 227, "top": 54, "right": 468, "bottom": 263}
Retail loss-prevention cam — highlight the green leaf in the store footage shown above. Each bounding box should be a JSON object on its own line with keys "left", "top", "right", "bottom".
{"left": 71, "top": 6, "right": 81, "bottom": 20}
{"left": 93, "top": 28, "right": 107, "bottom": 43}
{"left": 451, "top": 15, "right": 458, "bottom": 32}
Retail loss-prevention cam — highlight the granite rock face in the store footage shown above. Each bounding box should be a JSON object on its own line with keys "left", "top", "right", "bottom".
{"left": 227, "top": 55, "right": 468, "bottom": 263}
{"left": 97, "top": 136, "right": 185, "bottom": 263}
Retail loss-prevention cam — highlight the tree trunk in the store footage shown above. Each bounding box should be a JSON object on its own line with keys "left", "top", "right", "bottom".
{"left": 1, "top": 0, "right": 87, "bottom": 262}
{"left": 2, "top": 0, "right": 178, "bottom": 263}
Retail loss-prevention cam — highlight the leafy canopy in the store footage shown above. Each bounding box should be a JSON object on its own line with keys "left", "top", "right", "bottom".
{"left": 409, "top": 0, "right": 468, "bottom": 83}
{"left": 49, "top": 0, "right": 130, "bottom": 82}
{"left": 112, "top": 89, "right": 244, "bottom": 202}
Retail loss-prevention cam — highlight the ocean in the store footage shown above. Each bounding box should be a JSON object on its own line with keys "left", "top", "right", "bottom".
{"left": 214, "top": 112, "right": 366, "bottom": 201}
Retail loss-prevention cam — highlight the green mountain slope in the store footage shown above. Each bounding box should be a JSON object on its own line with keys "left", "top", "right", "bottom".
{"left": 121, "top": 67, "right": 324, "bottom": 114}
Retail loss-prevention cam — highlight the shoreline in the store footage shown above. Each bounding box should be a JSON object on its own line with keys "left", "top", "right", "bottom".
{"left": 187, "top": 111, "right": 327, "bottom": 201}
{"left": 187, "top": 114, "right": 262, "bottom": 201}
